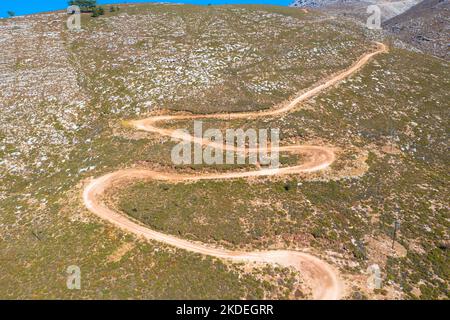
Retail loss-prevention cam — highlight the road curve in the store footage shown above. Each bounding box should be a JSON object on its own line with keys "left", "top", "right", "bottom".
{"left": 83, "top": 43, "right": 387, "bottom": 300}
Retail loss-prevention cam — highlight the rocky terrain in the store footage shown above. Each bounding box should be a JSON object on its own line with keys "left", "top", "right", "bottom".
{"left": 289, "top": 0, "right": 449, "bottom": 59}
{"left": 0, "top": 4, "right": 448, "bottom": 299}
{"left": 384, "top": 0, "right": 449, "bottom": 60}
{"left": 290, "top": 0, "right": 422, "bottom": 21}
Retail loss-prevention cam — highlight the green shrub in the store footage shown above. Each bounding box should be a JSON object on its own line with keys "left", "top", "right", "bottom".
{"left": 91, "top": 6, "right": 104, "bottom": 18}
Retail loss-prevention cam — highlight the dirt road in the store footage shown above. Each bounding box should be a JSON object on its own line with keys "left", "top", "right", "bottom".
{"left": 83, "top": 42, "right": 387, "bottom": 300}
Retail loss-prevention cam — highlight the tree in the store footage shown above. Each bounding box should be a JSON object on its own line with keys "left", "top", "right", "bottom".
{"left": 68, "top": 0, "right": 97, "bottom": 12}
{"left": 91, "top": 6, "right": 104, "bottom": 18}
{"left": 7, "top": 11, "right": 15, "bottom": 17}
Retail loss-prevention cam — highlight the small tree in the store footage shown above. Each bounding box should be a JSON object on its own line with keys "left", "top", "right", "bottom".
{"left": 91, "top": 6, "right": 104, "bottom": 18}
{"left": 7, "top": 11, "right": 15, "bottom": 17}
{"left": 68, "top": 0, "right": 97, "bottom": 12}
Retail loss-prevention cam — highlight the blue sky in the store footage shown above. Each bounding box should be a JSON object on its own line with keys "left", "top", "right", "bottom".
{"left": 0, "top": 0, "right": 292, "bottom": 18}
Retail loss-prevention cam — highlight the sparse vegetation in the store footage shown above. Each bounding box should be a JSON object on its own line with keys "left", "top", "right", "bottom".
{"left": 91, "top": 6, "right": 105, "bottom": 18}
{"left": 69, "top": 0, "right": 97, "bottom": 12}
{"left": 0, "top": 3, "right": 448, "bottom": 299}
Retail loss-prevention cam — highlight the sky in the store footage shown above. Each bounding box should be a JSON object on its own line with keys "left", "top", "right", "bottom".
{"left": 0, "top": 0, "right": 292, "bottom": 18}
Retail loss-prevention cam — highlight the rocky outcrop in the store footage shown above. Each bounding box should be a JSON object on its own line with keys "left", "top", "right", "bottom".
{"left": 290, "top": 0, "right": 424, "bottom": 22}
{"left": 384, "top": 0, "right": 449, "bottom": 60}
{"left": 290, "top": 0, "right": 349, "bottom": 8}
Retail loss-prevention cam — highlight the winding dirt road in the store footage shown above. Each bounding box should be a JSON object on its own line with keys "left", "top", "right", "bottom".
{"left": 83, "top": 43, "right": 387, "bottom": 300}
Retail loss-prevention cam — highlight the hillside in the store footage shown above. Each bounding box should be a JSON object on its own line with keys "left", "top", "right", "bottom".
{"left": 384, "top": 0, "right": 450, "bottom": 59}
{"left": 290, "top": 0, "right": 422, "bottom": 22}
{"left": 0, "top": 4, "right": 448, "bottom": 300}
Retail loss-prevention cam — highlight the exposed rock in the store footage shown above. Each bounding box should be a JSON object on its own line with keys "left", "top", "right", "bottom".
{"left": 384, "top": 0, "right": 450, "bottom": 60}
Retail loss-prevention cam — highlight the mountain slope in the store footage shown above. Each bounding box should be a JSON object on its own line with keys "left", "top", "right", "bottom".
{"left": 290, "top": 0, "right": 423, "bottom": 22}
{"left": 384, "top": 0, "right": 450, "bottom": 59}
{"left": 0, "top": 3, "right": 448, "bottom": 300}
